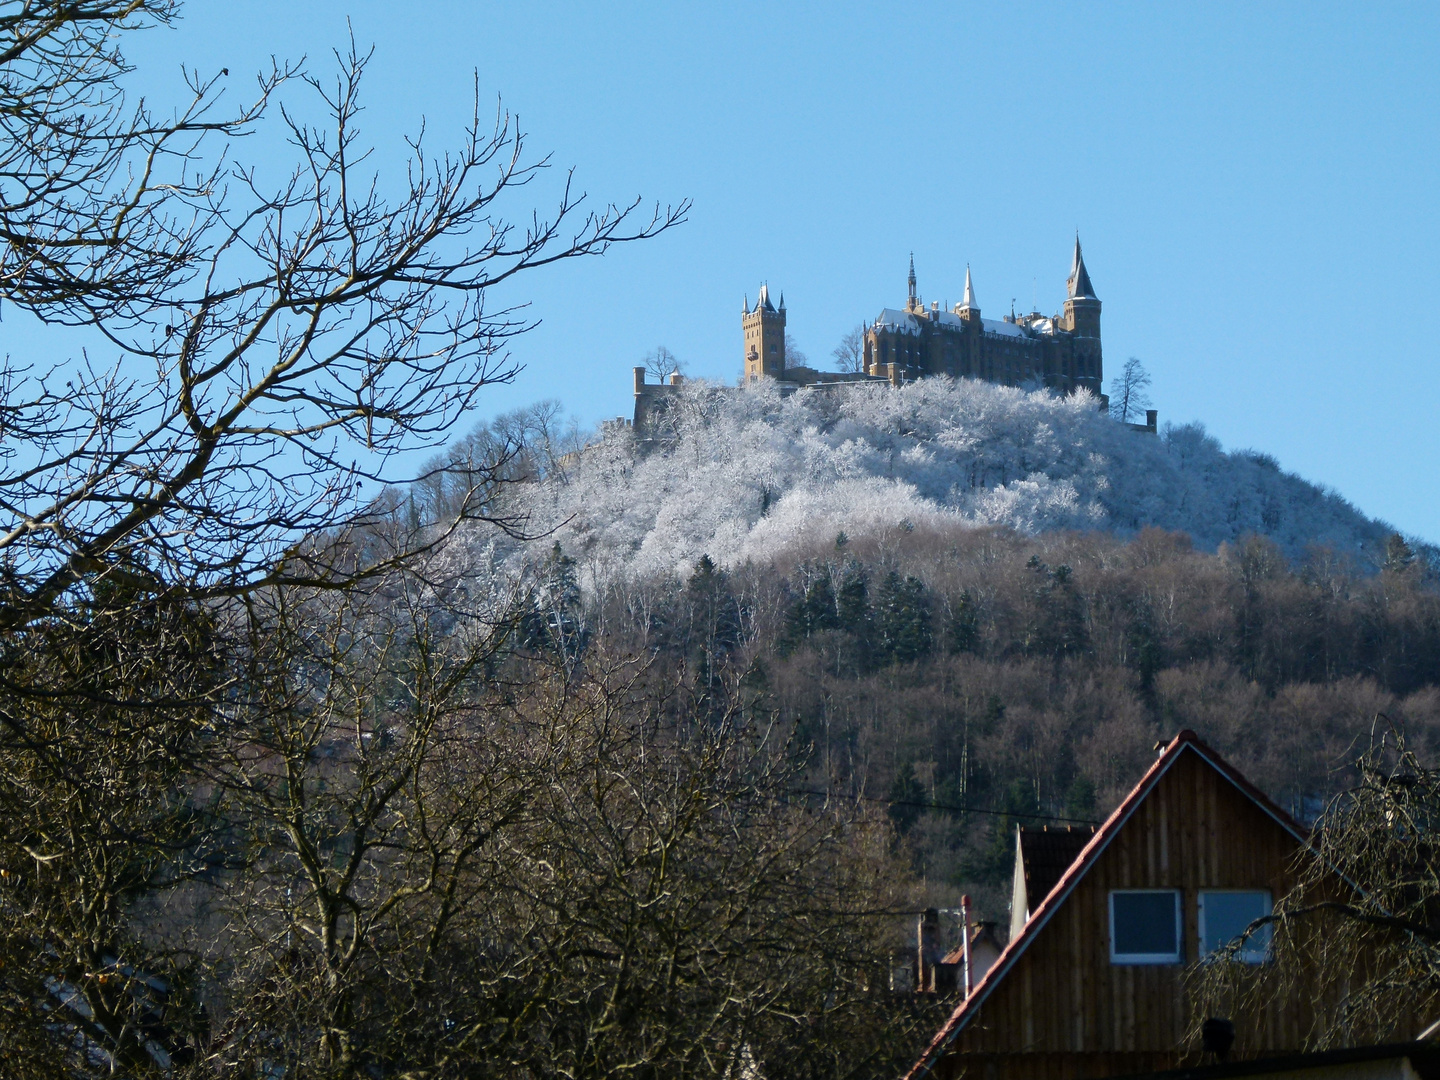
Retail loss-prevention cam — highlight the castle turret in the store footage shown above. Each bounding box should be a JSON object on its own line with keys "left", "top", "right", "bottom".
{"left": 742, "top": 282, "right": 787, "bottom": 381}
{"left": 956, "top": 264, "right": 980, "bottom": 325}
{"left": 1062, "top": 236, "right": 1103, "bottom": 393}
{"left": 905, "top": 253, "right": 920, "bottom": 313}
{"left": 1063, "top": 236, "right": 1101, "bottom": 337}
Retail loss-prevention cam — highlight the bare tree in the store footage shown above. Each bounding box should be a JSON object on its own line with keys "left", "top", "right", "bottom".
{"left": 0, "top": 16, "right": 688, "bottom": 635}
{"left": 0, "top": 1, "right": 270, "bottom": 317}
{"left": 784, "top": 332, "right": 810, "bottom": 371}
{"left": 643, "top": 345, "right": 684, "bottom": 383}
{"left": 93, "top": 565, "right": 936, "bottom": 1078}
{"left": 1107, "top": 356, "right": 1153, "bottom": 423}
{"left": 833, "top": 323, "right": 868, "bottom": 373}
{"left": 0, "top": 582, "right": 224, "bottom": 1076}
{"left": 0, "top": 5, "right": 684, "bottom": 1072}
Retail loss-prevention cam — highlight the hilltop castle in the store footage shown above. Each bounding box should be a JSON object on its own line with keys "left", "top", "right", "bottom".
{"left": 864, "top": 238, "right": 1102, "bottom": 395}
{"left": 633, "top": 238, "right": 1109, "bottom": 430}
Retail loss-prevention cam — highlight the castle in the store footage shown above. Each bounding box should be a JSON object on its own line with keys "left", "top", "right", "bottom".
{"left": 864, "top": 238, "right": 1102, "bottom": 395}
{"left": 633, "top": 238, "right": 1113, "bottom": 430}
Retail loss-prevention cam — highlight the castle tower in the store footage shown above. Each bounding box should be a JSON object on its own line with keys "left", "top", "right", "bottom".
{"left": 905, "top": 253, "right": 920, "bottom": 313}
{"left": 1062, "top": 236, "right": 1103, "bottom": 393}
{"left": 1063, "top": 236, "right": 1101, "bottom": 338}
{"left": 742, "top": 283, "right": 786, "bottom": 381}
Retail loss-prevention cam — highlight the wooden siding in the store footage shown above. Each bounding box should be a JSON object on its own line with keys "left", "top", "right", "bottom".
{"left": 936, "top": 748, "right": 1308, "bottom": 1080}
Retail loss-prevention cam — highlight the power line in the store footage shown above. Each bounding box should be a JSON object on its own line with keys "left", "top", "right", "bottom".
{"left": 789, "top": 788, "right": 1101, "bottom": 826}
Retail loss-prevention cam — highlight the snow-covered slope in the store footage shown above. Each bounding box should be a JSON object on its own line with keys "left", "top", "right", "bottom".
{"left": 499, "top": 378, "right": 1388, "bottom": 583}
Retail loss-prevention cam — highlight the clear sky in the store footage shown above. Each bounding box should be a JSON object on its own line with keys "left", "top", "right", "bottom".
{"left": 111, "top": 3, "right": 1440, "bottom": 541}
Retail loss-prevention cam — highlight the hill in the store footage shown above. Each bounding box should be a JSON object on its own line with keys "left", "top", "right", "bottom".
{"left": 511, "top": 378, "right": 1391, "bottom": 586}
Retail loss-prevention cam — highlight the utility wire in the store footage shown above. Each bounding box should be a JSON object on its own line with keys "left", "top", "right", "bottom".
{"left": 788, "top": 788, "right": 1101, "bottom": 826}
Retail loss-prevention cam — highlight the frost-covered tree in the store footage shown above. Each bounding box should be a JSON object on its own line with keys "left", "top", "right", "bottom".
{"left": 488, "top": 376, "right": 1388, "bottom": 594}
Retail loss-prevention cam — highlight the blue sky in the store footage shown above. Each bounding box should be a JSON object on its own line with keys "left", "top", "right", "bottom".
{"left": 107, "top": 3, "right": 1440, "bottom": 541}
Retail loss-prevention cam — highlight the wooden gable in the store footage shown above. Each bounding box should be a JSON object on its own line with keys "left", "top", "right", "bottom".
{"left": 908, "top": 731, "right": 1316, "bottom": 1080}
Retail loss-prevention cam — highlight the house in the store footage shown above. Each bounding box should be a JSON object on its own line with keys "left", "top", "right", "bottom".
{"left": 904, "top": 907, "right": 1006, "bottom": 997}
{"left": 904, "top": 730, "right": 1337, "bottom": 1080}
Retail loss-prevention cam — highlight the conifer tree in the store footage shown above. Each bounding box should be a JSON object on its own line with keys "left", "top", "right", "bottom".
{"left": 683, "top": 555, "right": 743, "bottom": 691}
{"left": 1384, "top": 533, "right": 1417, "bottom": 574}
{"left": 888, "top": 763, "right": 927, "bottom": 834}
{"left": 780, "top": 568, "right": 839, "bottom": 652}
{"left": 836, "top": 565, "right": 872, "bottom": 638}
{"left": 876, "top": 571, "right": 934, "bottom": 666}
{"left": 946, "top": 589, "right": 981, "bottom": 655}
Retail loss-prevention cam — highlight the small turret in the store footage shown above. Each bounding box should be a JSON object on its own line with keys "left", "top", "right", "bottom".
{"left": 956, "top": 264, "right": 980, "bottom": 325}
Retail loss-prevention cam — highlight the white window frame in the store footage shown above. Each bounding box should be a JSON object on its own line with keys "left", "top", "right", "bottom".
{"left": 1109, "top": 888, "right": 1183, "bottom": 965}
{"left": 1198, "top": 889, "right": 1273, "bottom": 964}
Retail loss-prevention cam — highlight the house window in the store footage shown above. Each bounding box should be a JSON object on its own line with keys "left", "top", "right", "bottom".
{"left": 1109, "top": 889, "right": 1182, "bottom": 964}
{"left": 1199, "top": 890, "right": 1272, "bottom": 963}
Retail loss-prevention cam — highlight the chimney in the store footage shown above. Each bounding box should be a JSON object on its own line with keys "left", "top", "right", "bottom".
{"left": 634, "top": 366, "right": 645, "bottom": 394}
{"left": 918, "top": 908, "right": 941, "bottom": 992}
{"left": 1146, "top": 409, "right": 1158, "bottom": 432}
{"left": 961, "top": 894, "right": 973, "bottom": 995}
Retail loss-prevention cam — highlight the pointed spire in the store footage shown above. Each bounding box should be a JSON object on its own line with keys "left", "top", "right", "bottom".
{"left": 778, "top": 291, "right": 785, "bottom": 311}
{"left": 758, "top": 282, "right": 774, "bottom": 311}
{"left": 961, "top": 264, "right": 977, "bottom": 310}
{"left": 1067, "top": 234, "right": 1097, "bottom": 300}
{"left": 743, "top": 294, "right": 750, "bottom": 314}
{"left": 907, "top": 253, "right": 917, "bottom": 303}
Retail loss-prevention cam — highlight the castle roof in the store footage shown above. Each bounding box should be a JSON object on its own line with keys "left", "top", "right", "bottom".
{"left": 961, "top": 265, "right": 977, "bottom": 309}
{"left": 1067, "top": 236, "right": 1097, "bottom": 300}
{"left": 983, "top": 318, "right": 1026, "bottom": 338}
{"left": 876, "top": 306, "right": 1039, "bottom": 341}
{"left": 874, "top": 307, "right": 924, "bottom": 335}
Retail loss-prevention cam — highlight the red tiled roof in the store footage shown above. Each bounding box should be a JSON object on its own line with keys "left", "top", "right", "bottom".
{"left": 902, "top": 730, "right": 1307, "bottom": 1080}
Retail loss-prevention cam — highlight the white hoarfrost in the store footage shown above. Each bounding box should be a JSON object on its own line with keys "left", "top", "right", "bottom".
{"left": 442, "top": 377, "right": 1388, "bottom": 591}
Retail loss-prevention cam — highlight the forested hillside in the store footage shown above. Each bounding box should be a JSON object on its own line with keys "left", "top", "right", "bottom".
{"left": 416, "top": 378, "right": 1440, "bottom": 926}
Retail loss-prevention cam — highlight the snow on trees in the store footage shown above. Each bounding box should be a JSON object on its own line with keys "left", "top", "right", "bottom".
{"left": 443, "top": 376, "right": 1389, "bottom": 600}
